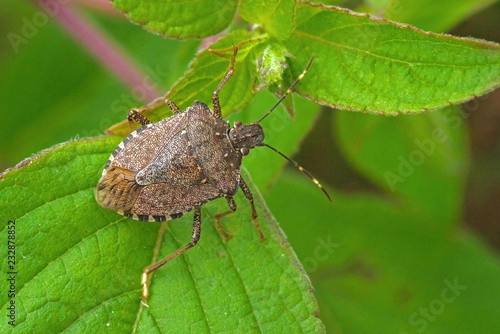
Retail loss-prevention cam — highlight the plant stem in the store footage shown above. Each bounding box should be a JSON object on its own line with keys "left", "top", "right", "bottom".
{"left": 34, "top": 0, "right": 162, "bottom": 103}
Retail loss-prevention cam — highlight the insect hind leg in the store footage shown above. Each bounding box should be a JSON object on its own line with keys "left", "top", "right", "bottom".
{"left": 141, "top": 207, "right": 202, "bottom": 302}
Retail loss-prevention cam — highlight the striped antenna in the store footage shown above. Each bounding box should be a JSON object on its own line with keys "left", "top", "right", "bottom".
{"left": 261, "top": 143, "right": 332, "bottom": 203}
{"left": 256, "top": 55, "right": 315, "bottom": 124}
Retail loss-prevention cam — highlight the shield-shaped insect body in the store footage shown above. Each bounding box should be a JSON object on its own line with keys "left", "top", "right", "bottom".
{"left": 96, "top": 101, "right": 243, "bottom": 222}
{"left": 95, "top": 46, "right": 330, "bottom": 301}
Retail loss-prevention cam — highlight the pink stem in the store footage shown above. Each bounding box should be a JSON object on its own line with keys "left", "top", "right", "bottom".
{"left": 34, "top": 0, "right": 162, "bottom": 102}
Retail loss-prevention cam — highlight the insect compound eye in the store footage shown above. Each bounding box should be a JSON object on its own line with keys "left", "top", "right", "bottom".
{"left": 240, "top": 147, "right": 250, "bottom": 156}
{"left": 234, "top": 121, "right": 242, "bottom": 128}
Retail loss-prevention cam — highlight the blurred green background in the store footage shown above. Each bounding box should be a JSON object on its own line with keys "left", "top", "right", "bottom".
{"left": 1, "top": 1, "right": 500, "bottom": 333}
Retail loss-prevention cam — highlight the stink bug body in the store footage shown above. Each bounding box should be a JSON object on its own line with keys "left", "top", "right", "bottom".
{"left": 96, "top": 46, "right": 331, "bottom": 301}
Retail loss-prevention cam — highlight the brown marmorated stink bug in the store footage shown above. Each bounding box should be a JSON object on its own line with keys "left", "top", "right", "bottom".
{"left": 95, "top": 46, "right": 331, "bottom": 301}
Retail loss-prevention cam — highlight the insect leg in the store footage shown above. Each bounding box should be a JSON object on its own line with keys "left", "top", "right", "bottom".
{"left": 141, "top": 207, "right": 202, "bottom": 301}
{"left": 239, "top": 177, "right": 265, "bottom": 241}
{"left": 128, "top": 109, "right": 152, "bottom": 130}
{"left": 128, "top": 97, "right": 182, "bottom": 130}
{"left": 214, "top": 196, "right": 237, "bottom": 240}
{"left": 212, "top": 45, "right": 238, "bottom": 118}
{"left": 165, "top": 100, "right": 181, "bottom": 114}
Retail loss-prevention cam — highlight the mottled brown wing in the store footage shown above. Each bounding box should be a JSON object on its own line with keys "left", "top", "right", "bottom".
{"left": 135, "top": 124, "right": 205, "bottom": 186}
{"left": 187, "top": 101, "right": 242, "bottom": 195}
{"left": 109, "top": 112, "right": 188, "bottom": 172}
{"left": 132, "top": 183, "right": 222, "bottom": 217}
{"left": 96, "top": 167, "right": 141, "bottom": 211}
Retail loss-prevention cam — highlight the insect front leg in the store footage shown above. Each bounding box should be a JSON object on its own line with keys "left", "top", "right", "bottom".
{"left": 141, "top": 207, "right": 202, "bottom": 302}
{"left": 212, "top": 45, "right": 238, "bottom": 118}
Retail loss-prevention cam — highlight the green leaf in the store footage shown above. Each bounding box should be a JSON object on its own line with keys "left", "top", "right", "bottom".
{"left": 240, "top": 0, "right": 297, "bottom": 40}
{"left": 384, "top": 0, "right": 499, "bottom": 32}
{"left": 111, "top": 0, "right": 237, "bottom": 39}
{"left": 254, "top": 43, "right": 293, "bottom": 91}
{"left": 107, "top": 30, "right": 268, "bottom": 136}
{"left": 335, "top": 106, "right": 469, "bottom": 225}
{"left": 267, "top": 170, "right": 500, "bottom": 334}
{"left": 0, "top": 137, "right": 324, "bottom": 333}
{"left": 283, "top": 2, "right": 500, "bottom": 114}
